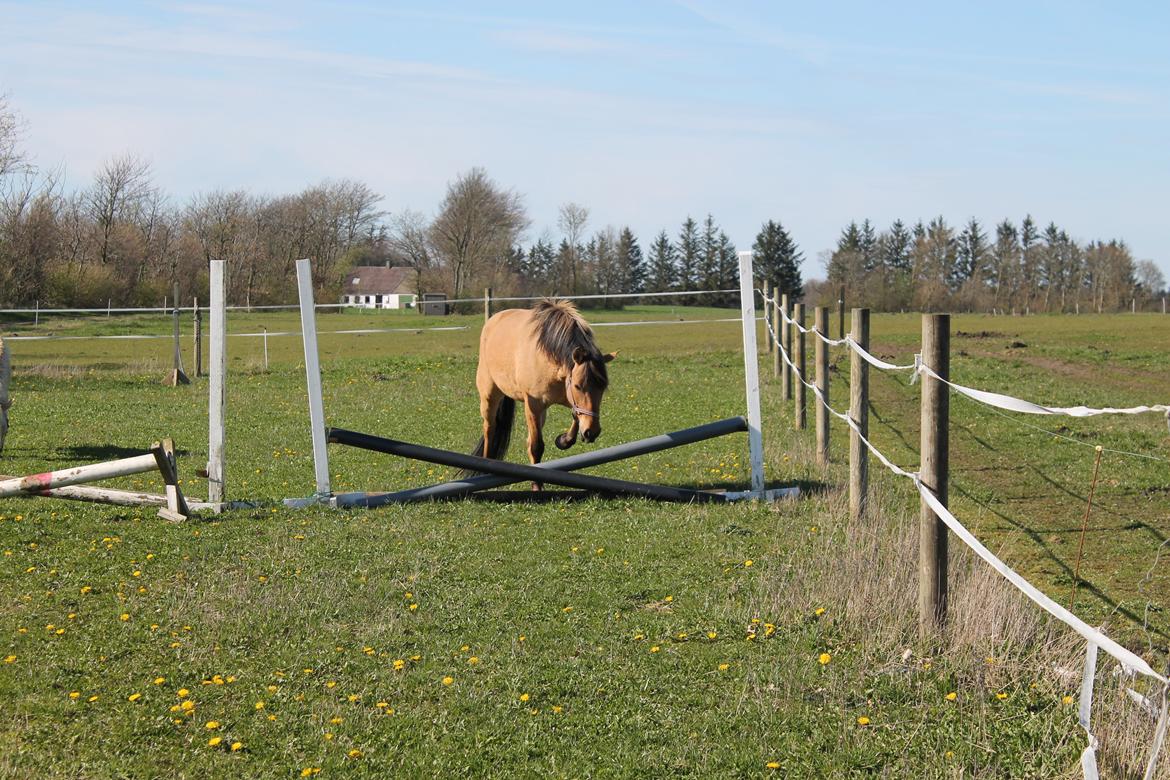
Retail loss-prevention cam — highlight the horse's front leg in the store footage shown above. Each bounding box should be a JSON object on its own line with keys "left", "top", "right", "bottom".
{"left": 524, "top": 398, "right": 547, "bottom": 491}
{"left": 555, "top": 415, "right": 579, "bottom": 450}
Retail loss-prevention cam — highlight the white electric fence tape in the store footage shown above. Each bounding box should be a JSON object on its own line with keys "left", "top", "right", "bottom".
{"left": 1079, "top": 643, "right": 1100, "bottom": 779}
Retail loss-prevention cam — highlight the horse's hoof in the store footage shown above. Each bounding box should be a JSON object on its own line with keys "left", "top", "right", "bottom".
{"left": 555, "top": 435, "right": 574, "bottom": 450}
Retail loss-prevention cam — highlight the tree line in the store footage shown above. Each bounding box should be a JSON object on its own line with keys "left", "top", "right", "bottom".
{"left": 818, "top": 217, "right": 1165, "bottom": 313}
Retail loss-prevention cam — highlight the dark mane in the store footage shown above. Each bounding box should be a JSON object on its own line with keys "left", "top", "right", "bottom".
{"left": 531, "top": 299, "right": 608, "bottom": 389}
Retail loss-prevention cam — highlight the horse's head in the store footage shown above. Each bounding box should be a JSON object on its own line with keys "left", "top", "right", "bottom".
{"left": 561, "top": 346, "right": 616, "bottom": 446}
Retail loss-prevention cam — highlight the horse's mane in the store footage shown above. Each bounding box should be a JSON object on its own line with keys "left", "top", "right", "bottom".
{"left": 531, "top": 299, "right": 608, "bottom": 388}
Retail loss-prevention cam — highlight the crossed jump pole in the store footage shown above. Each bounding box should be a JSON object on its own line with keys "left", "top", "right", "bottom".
{"left": 285, "top": 253, "right": 791, "bottom": 507}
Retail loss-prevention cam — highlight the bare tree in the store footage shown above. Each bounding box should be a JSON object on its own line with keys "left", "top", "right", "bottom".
{"left": 87, "top": 154, "right": 155, "bottom": 266}
{"left": 429, "top": 168, "right": 528, "bottom": 299}
{"left": 557, "top": 202, "right": 589, "bottom": 293}
{"left": 0, "top": 95, "right": 28, "bottom": 181}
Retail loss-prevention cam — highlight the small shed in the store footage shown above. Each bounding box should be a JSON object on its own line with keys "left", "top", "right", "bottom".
{"left": 341, "top": 266, "right": 418, "bottom": 309}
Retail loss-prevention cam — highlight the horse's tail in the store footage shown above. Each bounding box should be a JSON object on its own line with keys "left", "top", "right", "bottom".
{"left": 462, "top": 397, "right": 515, "bottom": 477}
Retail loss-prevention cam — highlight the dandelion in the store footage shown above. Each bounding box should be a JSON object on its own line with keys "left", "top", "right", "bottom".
{"left": 1062, "top": 695, "right": 1075, "bottom": 705}
{"left": 551, "top": 705, "right": 563, "bottom": 714}
{"left": 348, "top": 749, "right": 363, "bottom": 758}
{"left": 664, "top": 595, "right": 673, "bottom": 603}
{"left": 181, "top": 701, "right": 195, "bottom": 712}
{"left": 814, "top": 607, "right": 826, "bottom": 617}
{"left": 442, "top": 676, "right": 454, "bottom": 686}
{"left": 177, "top": 688, "right": 190, "bottom": 698}
{"left": 119, "top": 613, "right": 130, "bottom": 622}
{"left": 69, "top": 691, "right": 81, "bottom": 700}
{"left": 707, "top": 631, "right": 717, "bottom": 640}
{"left": 633, "top": 633, "right": 644, "bottom": 641}
{"left": 408, "top": 603, "right": 418, "bottom": 612}
{"left": 207, "top": 736, "right": 222, "bottom": 747}
{"left": 205, "top": 721, "right": 220, "bottom": 729}
{"left": 347, "top": 694, "right": 360, "bottom": 703}
{"left": 468, "top": 656, "right": 479, "bottom": 665}
{"left": 128, "top": 693, "right": 142, "bottom": 702}
{"left": 718, "top": 663, "right": 730, "bottom": 671}
{"left": 231, "top": 742, "right": 243, "bottom": 752}
{"left": 3, "top": 655, "right": 14, "bottom": 664}
{"left": 375, "top": 701, "right": 390, "bottom": 709}
{"left": 676, "top": 633, "right": 687, "bottom": 641}
{"left": 767, "top": 761, "right": 781, "bottom": 770}
{"left": 153, "top": 676, "right": 165, "bottom": 685}
{"left": 996, "top": 692, "right": 1009, "bottom": 701}
{"left": 330, "top": 717, "right": 343, "bottom": 725}
{"left": 519, "top": 693, "right": 530, "bottom": 702}
{"left": 300, "top": 769, "right": 321, "bottom": 777}
{"left": 744, "top": 559, "right": 753, "bottom": 567}
{"left": 818, "top": 653, "right": 832, "bottom": 665}
{"left": 255, "top": 701, "right": 265, "bottom": 710}
{"left": 945, "top": 692, "right": 957, "bottom": 701}
{"left": 87, "top": 695, "right": 99, "bottom": 702}
{"left": 856, "top": 716, "right": 871, "bottom": 726}
{"left": 562, "top": 606, "right": 573, "bottom": 613}
{"left": 393, "top": 659, "right": 405, "bottom": 671}
{"left": 80, "top": 586, "right": 92, "bottom": 595}
{"left": 267, "top": 684, "right": 278, "bottom": 692}
{"left": 326, "top": 681, "right": 337, "bottom": 689}
{"left": 650, "top": 646, "right": 661, "bottom": 654}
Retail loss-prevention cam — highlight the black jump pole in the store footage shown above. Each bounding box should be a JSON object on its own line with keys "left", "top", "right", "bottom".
{"left": 327, "top": 425, "right": 739, "bottom": 504}
{"left": 333, "top": 416, "right": 748, "bottom": 506}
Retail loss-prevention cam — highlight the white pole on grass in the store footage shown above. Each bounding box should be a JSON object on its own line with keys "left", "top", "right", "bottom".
{"left": 737, "top": 250, "right": 765, "bottom": 494}
{"left": 296, "top": 258, "right": 331, "bottom": 498}
{"left": 207, "top": 260, "right": 227, "bottom": 504}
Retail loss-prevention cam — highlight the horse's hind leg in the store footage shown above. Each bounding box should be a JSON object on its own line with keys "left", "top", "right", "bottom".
{"left": 524, "top": 397, "right": 547, "bottom": 491}
{"left": 479, "top": 386, "right": 504, "bottom": 458}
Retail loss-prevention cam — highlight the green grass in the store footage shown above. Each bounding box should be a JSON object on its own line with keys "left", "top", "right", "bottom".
{"left": 0, "top": 307, "right": 1166, "bottom": 777}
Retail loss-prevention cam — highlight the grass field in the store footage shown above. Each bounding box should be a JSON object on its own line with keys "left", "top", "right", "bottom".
{"left": 0, "top": 304, "right": 1167, "bottom": 777}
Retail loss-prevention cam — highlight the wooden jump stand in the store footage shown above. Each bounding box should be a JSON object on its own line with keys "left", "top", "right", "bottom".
{"left": 0, "top": 437, "right": 210, "bottom": 521}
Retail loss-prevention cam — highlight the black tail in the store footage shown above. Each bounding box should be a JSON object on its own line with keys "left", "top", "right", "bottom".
{"left": 462, "top": 397, "right": 515, "bottom": 476}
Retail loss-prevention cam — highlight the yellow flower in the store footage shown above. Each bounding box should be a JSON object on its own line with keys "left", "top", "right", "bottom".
{"left": 348, "top": 749, "right": 363, "bottom": 758}
{"left": 996, "top": 692, "right": 1009, "bottom": 700}
{"left": 255, "top": 701, "right": 265, "bottom": 710}
{"left": 2, "top": 655, "right": 15, "bottom": 664}
{"left": 633, "top": 633, "right": 644, "bottom": 641}
{"left": 267, "top": 684, "right": 278, "bottom": 692}
{"left": 69, "top": 691, "right": 81, "bottom": 700}
{"left": 519, "top": 693, "right": 530, "bottom": 702}
{"left": 744, "top": 559, "right": 753, "bottom": 567}
{"left": 814, "top": 607, "right": 826, "bottom": 616}
{"left": 460, "top": 645, "right": 470, "bottom": 652}
{"left": 153, "top": 676, "right": 165, "bottom": 685}
{"left": 767, "top": 761, "right": 781, "bottom": 769}
{"left": 408, "top": 603, "right": 419, "bottom": 611}
{"left": 393, "top": 659, "right": 405, "bottom": 671}
{"left": 207, "top": 737, "right": 222, "bottom": 747}
{"left": 818, "top": 653, "right": 832, "bottom": 665}
{"left": 347, "top": 694, "right": 360, "bottom": 703}
{"left": 551, "top": 705, "right": 563, "bottom": 714}
{"left": 80, "top": 586, "right": 92, "bottom": 594}
{"left": 87, "top": 695, "right": 99, "bottom": 702}
{"left": 663, "top": 595, "right": 673, "bottom": 603}
{"left": 562, "top": 606, "right": 573, "bottom": 613}
{"left": 326, "top": 681, "right": 337, "bottom": 689}
{"left": 128, "top": 693, "right": 142, "bottom": 702}
{"left": 330, "top": 717, "right": 343, "bottom": 725}
{"left": 1062, "top": 695, "right": 1075, "bottom": 705}
{"left": 181, "top": 700, "right": 195, "bottom": 711}
{"left": 442, "top": 676, "right": 454, "bottom": 686}
{"left": 468, "top": 656, "right": 479, "bottom": 665}
{"left": 375, "top": 701, "right": 389, "bottom": 709}
{"left": 945, "top": 692, "right": 957, "bottom": 701}
{"left": 650, "top": 646, "right": 661, "bottom": 653}
{"left": 205, "top": 721, "right": 220, "bottom": 729}
{"left": 857, "top": 716, "right": 871, "bottom": 726}
{"left": 177, "top": 688, "right": 190, "bottom": 698}
{"left": 230, "top": 742, "right": 243, "bottom": 752}
{"left": 119, "top": 613, "right": 130, "bottom": 622}
{"left": 707, "top": 631, "right": 717, "bottom": 640}
{"left": 718, "top": 663, "right": 730, "bottom": 671}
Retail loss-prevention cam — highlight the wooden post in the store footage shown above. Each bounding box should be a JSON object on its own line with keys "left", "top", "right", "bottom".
{"left": 771, "top": 286, "right": 782, "bottom": 379}
{"left": 207, "top": 261, "right": 227, "bottom": 504}
{"left": 780, "top": 293, "right": 791, "bottom": 400}
{"left": 737, "top": 251, "right": 765, "bottom": 494}
{"left": 919, "top": 313, "right": 950, "bottom": 637}
{"left": 814, "top": 306, "right": 829, "bottom": 466}
{"left": 849, "top": 308, "right": 869, "bottom": 522}
{"left": 193, "top": 297, "right": 203, "bottom": 378}
{"left": 793, "top": 302, "right": 806, "bottom": 430}
{"left": 764, "top": 284, "right": 774, "bottom": 354}
{"left": 164, "top": 282, "right": 190, "bottom": 386}
{"left": 837, "top": 286, "right": 845, "bottom": 340}
{"left": 484, "top": 287, "right": 492, "bottom": 323}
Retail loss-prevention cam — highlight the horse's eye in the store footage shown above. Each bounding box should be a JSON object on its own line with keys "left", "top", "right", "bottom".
{"left": 575, "top": 384, "right": 584, "bottom": 391}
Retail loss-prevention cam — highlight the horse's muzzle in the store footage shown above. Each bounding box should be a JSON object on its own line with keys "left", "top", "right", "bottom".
{"left": 582, "top": 427, "right": 600, "bottom": 444}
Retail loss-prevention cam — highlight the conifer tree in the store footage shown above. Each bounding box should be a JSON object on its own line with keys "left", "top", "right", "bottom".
{"left": 751, "top": 219, "right": 803, "bottom": 298}
{"left": 617, "top": 227, "right": 645, "bottom": 294}
{"left": 676, "top": 217, "right": 700, "bottom": 292}
{"left": 647, "top": 230, "right": 677, "bottom": 293}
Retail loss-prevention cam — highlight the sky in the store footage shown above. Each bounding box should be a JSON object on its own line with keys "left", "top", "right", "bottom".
{"left": 2, "top": 1, "right": 1168, "bottom": 276}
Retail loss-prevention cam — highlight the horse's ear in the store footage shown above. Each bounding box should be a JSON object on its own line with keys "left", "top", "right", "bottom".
{"left": 571, "top": 346, "right": 589, "bottom": 364}
{"left": 602, "top": 352, "right": 617, "bottom": 363}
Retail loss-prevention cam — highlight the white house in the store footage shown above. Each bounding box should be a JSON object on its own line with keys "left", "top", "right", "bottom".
{"left": 341, "top": 266, "right": 418, "bottom": 309}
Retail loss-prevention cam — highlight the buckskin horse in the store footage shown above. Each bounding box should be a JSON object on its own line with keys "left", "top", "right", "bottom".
{"left": 473, "top": 299, "right": 615, "bottom": 489}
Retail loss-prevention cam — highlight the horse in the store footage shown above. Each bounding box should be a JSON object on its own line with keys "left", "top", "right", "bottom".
{"left": 0, "top": 336, "right": 10, "bottom": 455}
{"left": 472, "top": 299, "right": 615, "bottom": 489}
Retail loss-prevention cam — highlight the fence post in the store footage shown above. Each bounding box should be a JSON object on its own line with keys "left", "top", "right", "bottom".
{"left": 772, "top": 286, "right": 782, "bottom": 379}
{"left": 484, "top": 287, "right": 493, "bottom": 323}
{"left": 193, "top": 297, "right": 203, "bottom": 378}
{"left": 837, "top": 286, "right": 845, "bottom": 340}
{"left": 780, "top": 293, "right": 791, "bottom": 400}
{"left": 919, "top": 313, "right": 950, "bottom": 637}
{"left": 815, "top": 306, "right": 829, "bottom": 466}
{"left": 794, "top": 302, "right": 806, "bottom": 430}
{"left": 737, "top": 251, "right": 766, "bottom": 494}
{"left": 207, "top": 261, "right": 226, "bottom": 504}
{"left": 849, "top": 308, "right": 869, "bottom": 522}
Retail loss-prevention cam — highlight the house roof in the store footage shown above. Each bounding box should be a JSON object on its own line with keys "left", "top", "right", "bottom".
{"left": 343, "top": 266, "right": 417, "bottom": 295}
